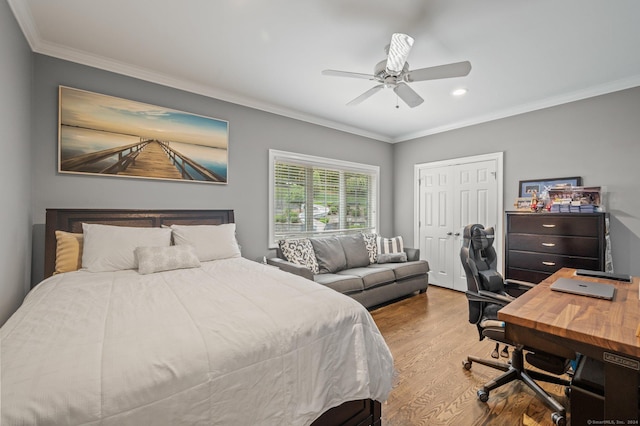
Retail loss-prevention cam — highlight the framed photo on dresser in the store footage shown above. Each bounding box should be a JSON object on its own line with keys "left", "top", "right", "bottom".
{"left": 518, "top": 176, "right": 582, "bottom": 198}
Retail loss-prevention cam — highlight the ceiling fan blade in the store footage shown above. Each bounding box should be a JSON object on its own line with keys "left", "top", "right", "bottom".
{"left": 386, "top": 33, "right": 414, "bottom": 76}
{"left": 393, "top": 82, "right": 424, "bottom": 108}
{"left": 404, "top": 61, "right": 472, "bottom": 82}
{"left": 347, "top": 84, "right": 385, "bottom": 106}
{"left": 322, "top": 69, "right": 375, "bottom": 80}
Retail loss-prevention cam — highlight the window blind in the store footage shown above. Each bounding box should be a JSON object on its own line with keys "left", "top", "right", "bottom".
{"left": 269, "top": 150, "right": 379, "bottom": 245}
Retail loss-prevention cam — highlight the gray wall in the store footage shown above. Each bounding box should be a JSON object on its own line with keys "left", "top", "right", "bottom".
{"left": 30, "top": 54, "right": 394, "bottom": 285}
{"left": 7, "top": 29, "right": 640, "bottom": 313}
{"left": 394, "top": 87, "right": 640, "bottom": 275}
{"left": 0, "top": 2, "right": 32, "bottom": 324}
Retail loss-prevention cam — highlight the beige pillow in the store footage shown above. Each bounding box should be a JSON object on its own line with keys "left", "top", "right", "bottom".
{"left": 54, "top": 231, "right": 84, "bottom": 274}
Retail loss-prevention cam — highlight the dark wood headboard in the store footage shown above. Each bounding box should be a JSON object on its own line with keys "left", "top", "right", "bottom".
{"left": 44, "top": 209, "right": 235, "bottom": 279}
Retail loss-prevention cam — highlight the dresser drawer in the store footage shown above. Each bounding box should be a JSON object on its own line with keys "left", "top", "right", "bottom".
{"left": 507, "top": 234, "right": 600, "bottom": 257}
{"left": 508, "top": 250, "right": 601, "bottom": 274}
{"left": 508, "top": 214, "right": 601, "bottom": 237}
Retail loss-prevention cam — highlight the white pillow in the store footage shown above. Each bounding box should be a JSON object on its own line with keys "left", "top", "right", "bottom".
{"left": 170, "top": 223, "right": 241, "bottom": 261}
{"left": 82, "top": 223, "right": 172, "bottom": 272}
{"left": 135, "top": 245, "right": 201, "bottom": 275}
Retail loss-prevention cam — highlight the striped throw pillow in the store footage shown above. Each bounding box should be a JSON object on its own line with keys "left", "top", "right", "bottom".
{"left": 377, "top": 235, "right": 404, "bottom": 254}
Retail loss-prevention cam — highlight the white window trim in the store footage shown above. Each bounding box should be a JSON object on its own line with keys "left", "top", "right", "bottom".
{"left": 268, "top": 149, "right": 380, "bottom": 248}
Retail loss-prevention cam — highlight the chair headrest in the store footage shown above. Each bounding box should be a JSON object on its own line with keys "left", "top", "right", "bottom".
{"left": 471, "top": 226, "right": 495, "bottom": 251}
{"left": 463, "top": 224, "right": 483, "bottom": 239}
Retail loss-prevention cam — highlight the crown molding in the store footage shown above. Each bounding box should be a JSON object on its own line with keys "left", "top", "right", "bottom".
{"left": 9, "top": 0, "right": 639, "bottom": 145}
{"left": 7, "top": 0, "right": 40, "bottom": 50}
{"left": 394, "top": 74, "right": 640, "bottom": 143}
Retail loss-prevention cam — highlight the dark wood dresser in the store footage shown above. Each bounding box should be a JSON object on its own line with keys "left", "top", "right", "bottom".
{"left": 505, "top": 212, "right": 608, "bottom": 283}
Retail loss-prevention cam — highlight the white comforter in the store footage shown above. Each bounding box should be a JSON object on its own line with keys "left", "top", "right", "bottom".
{"left": 0, "top": 258, "right": 393, "bottom": 425}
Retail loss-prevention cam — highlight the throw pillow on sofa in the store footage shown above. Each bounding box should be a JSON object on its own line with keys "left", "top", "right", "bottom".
{"left": 377, "top": 235, "right": 404, "bottom": 255}
{"left": 377, "top": 252, "right": 408, "bottom": 264}
{"left": 339, "top": 234, "right": 371, "bottom": 269}
{"left": 376, "top": 235, "right": 408, "bottom": 263}
{"left": 362, "top": 232, "right": 378, "bottom": 264}
{"left": 310, "top": 236, "right": 347, "bottom": 273}
{"left": 278, "top": 238, "right": 319, "bottom": 274}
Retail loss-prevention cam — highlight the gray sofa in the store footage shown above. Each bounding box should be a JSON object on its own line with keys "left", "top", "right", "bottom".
{"left": 268, "top": 234, "right": 429, "bottom": 309}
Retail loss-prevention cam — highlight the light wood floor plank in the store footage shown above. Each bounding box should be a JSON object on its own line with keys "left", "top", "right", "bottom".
{"left": 371, "top": 285, "right": 570, "bottom": 426}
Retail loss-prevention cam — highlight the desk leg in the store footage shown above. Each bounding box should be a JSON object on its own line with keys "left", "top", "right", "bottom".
{"left": 604, "top": 361, "right": 638, "bottom": 421}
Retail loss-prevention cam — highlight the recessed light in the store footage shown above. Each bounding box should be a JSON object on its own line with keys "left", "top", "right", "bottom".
{"left": 452, "top": 88, "right": 468, "bottom": 97}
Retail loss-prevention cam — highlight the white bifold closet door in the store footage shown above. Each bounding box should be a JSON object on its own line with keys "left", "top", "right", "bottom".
{"left": 416, "top": 154, "right": 502, "bottom": 291}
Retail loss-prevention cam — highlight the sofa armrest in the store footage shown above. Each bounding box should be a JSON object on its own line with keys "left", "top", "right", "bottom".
{"left": 266, "top": 257, "right": 314, "bottom": 280}
{"left": 404, "top": 248, "right": 420, "bottom": 262}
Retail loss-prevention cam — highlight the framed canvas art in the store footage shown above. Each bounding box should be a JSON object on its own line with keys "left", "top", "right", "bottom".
{"left": 58, "top": 86, "right": 228, "bottom": 184}
{"left": 518, "top": 176, "right": 581, "bottom": 198}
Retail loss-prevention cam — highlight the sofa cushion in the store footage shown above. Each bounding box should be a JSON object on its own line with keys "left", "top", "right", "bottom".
{"left": 278, "top": 238, "right": 319, "bottom": 274}
{"left": 339, "top": 234, "right": 370, "bottom": 269}
{"left": 337, "top": 267, "right": 395, "bottom": 290}
{"left": 362, "top": 232, "right": 378, "bottom": 264}
{"left": 370, "top": 260, "right": 430, "bottom": 281}
{"left": 310, "top": 237, "right": 347, "bottom": 273}
{"left": 314, "top": 273, "right": 364, "bottom": 295}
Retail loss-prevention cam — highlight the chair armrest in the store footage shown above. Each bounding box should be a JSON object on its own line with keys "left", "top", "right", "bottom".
{"left": 505, "top": 278, "right": 536, "bottom": 288}
{"left": 474, "top": 290, "right": 514, "bottom": 305}
{"left": 404, "top": 248, "right": 420, "bottom": 261}
{"left": 266, "top": 257, "right": 314, "bottom": 280}
{"left": 466, "top": 291, "right": 507, "bottom": 307}
{"left": 505, "top": 279, "right": 536, "bottom": 291}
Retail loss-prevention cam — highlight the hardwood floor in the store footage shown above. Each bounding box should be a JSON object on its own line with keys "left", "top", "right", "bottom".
{"left": 370, "top": 285, "right": 571, "bottom": 426}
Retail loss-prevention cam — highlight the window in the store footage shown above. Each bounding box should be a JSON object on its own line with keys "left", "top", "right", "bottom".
{"left": 269, "top": 150, "right": 379, "bottom": 246}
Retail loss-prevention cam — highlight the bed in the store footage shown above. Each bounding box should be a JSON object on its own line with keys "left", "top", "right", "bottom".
{"left": 1, "top": 209, "right": 394, "bottom": 426}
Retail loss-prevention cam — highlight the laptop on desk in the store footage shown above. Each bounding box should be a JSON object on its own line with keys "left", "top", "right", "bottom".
{"left": 550, "top": 277, "right": 616, "bottom": 300}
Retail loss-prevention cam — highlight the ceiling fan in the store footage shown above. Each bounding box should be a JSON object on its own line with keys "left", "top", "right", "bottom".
{"left": 322, "top": 33, "right": 471, "bottom": 108}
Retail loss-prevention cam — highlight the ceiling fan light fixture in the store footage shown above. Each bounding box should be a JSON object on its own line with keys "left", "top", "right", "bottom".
{"left": 452, "top": 88, "right": 468, "bottom": 97}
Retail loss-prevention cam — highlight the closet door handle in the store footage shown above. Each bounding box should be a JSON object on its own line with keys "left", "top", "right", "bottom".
{"left": 454, "top": 232, "right": 460, "bottom": 237}
{"left": 542, "top": 243, "right": 556, "bottom": 247}
{"left": 542, "top": 224, "right": 556, "bottom": 228}
{"left": 446, "top": 232, "right": 453, "bottom": 236}
{"left": 542, "top": 261, "right": 556, "bottom": 266}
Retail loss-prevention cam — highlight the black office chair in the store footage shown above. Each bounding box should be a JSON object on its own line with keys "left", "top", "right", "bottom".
{"left": 460, "top": 224, "right": 573, "bottom": 426}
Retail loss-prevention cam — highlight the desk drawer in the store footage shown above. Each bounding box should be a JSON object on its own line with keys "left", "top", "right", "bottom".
{"left": 508, "top": 250, "right": 600, "bottom": 273}
{"left": 507, "top": 234, "right": 600, "bottom": 257}
{"left": 506, "top": 267, "right": 550, "bottom": 284}
{"left": 508, "top": 214, "right": 601, "bottom": 237}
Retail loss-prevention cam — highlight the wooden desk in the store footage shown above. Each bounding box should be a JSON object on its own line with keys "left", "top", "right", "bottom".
{"left": 499, "top": 268, "right": 640, "bottom": 421}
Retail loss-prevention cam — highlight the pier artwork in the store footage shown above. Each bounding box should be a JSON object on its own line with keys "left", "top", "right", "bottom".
{"left": 60, "top": 138, "right": 225, "bottom": 183}
{"left": 58, "top": 86, "right": 229, "bottom": 184}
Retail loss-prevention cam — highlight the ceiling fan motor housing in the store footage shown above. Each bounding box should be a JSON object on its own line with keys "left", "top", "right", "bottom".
{"left": 374, "top": 60, "right": 409, "bottom": 86}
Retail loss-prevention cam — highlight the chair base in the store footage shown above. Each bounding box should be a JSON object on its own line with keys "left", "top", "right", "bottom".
{"left": 463, "top": 347, "right": 570, "bottom": 426}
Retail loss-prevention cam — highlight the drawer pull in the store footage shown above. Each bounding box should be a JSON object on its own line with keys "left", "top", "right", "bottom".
{"left": 542, "top": 261, "right": 556, "bottom": 266}
{"left": 542, "top": 224, "right": 556, "bottom": 228}
{"left": 542, "top": 242, "right": 556, "bottom": 247}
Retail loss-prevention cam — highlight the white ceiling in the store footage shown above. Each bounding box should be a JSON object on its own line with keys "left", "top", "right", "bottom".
{"left": 8, "top": 0, "right": 640, "bottom": 143}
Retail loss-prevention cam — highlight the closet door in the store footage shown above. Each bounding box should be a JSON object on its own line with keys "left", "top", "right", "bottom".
{"left": 451, "top": 160, "right": 498, "bottom": 291}
{"left": 416, "top": 155, "right": 500, "bottom": 291}
{"left": 418, "top": 166, "right": 455, "bottom": 288}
